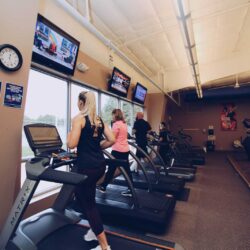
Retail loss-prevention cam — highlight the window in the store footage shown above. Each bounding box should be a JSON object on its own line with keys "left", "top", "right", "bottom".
{"left": 71, "top": 84, "right": 98, "bottom": 119}
{"left": 21, "top": 69, "right": 145, "bottom": 198}
{"left": 100, "top": 93, "right": 118, "bottom": 126}
{"left": 133, "top": 104, "right": 143, "bottom": 120}
{"left": 21, "top": 69, "right": 68, "bottom": 195}
{"left": 121, "top": 100, "right": 133, "bottom": 134}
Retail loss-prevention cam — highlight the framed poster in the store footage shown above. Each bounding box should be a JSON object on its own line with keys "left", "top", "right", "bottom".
{"left": 221, "top": 104, "right": 237, "bottom": 131}
{"left": 4, "top": 83, "right": 23, "bottom": 108}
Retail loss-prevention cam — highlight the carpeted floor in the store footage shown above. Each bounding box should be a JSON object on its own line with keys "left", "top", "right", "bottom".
{"left": 149, "top": 152, "right": 250, "bottom": 250}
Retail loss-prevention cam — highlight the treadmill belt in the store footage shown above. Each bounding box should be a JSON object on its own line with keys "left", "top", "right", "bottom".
{"left": 95, "top": 185, "right": 134, "bottom": 207}
{"left": 38, "top": 224, "right": 174, "bottom": 250}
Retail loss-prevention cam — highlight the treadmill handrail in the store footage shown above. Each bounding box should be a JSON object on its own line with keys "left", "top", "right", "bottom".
{"left": 103, "top": 150, "right": 139, "bottom": 209}
{"left": 128, "top": 150, "right": 153, "bottom": 192}
{"left": 0, "top": 179, "right": 38, "bottom": 250}
{"left": 147, "top": 143, "right": 168, "bottom": 176}
{"left": 0, "top": 158, "right": 86, "bottom": 250}
{"left": 128, "top": 141, "right": 160, "bottom": 183}
{"left": 26, "top": 157, "right": 87, "bottom": 186}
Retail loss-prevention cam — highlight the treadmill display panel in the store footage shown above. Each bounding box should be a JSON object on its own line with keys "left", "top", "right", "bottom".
{"left": 24, "top": 124, "right": 63, "bottom": 152}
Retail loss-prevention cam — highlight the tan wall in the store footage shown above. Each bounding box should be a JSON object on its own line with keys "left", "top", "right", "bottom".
{"left": 0, "top": 0, "right": 39, "bottom": 231}
{"left": 168, "top": 98, "right": 250, "bottom": 150}
{"left": 73, "top": 51, "right": 135, "bottom": 100}
{"left": 146, "top": 93, "right": 167, "bottom": 132}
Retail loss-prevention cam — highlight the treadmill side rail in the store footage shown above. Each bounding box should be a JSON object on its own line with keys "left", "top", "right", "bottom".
{"left": 0, "top": 179, "right": 38, "bottom": 250}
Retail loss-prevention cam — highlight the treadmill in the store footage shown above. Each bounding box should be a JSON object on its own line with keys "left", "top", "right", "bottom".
{"left": 171, "top": 133, "right": 205, "bottom": 165}
{"left": 146, "top": 132, "right": 197, "bottom": 174}
{"left": 177, "top": 130, "right": 205, "bottom": 155}
{"left": 0, "top": 157, "right": 176, "bottom": 250}
{"left": 165, "top": 135, "right": 198, "bottom": 171}
{"left": 242, "top": 118, "right": 250, "bottom": 160}
{"left": 22, "top": 123, "right": 176, "bottom": 234}
{"left": 148, "top": 140, "right": 196, "bottom": 174}
{"left": 146, "top": 142, "right": 195, "bottom": 181}
{"left": 113, "top": 139, "right": 185, "bottom": 199}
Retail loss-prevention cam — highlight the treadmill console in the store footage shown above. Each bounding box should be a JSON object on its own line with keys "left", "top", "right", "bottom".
{"left": 24, "top": 123, "right": 76, "bottom": 161}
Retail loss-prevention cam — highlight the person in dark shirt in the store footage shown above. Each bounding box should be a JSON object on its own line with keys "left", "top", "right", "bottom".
{"left": 67, "top": 91, "right": 115, "bottom": 250}
{"left": 158, "top": 122, "right": 170, "bottom": 164}
{"left": 131, "top": 112, "right": 151, "bottom": 172}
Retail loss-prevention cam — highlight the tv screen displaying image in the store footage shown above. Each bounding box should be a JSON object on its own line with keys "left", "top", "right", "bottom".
{"left": 133, "top": 83, "right": 147, "bottom": 104}
{"left": 108, "top": 67, "right": 131, "bottom": 97}
{"left": 32, "top": 14, "right": 80, "bottom": 76}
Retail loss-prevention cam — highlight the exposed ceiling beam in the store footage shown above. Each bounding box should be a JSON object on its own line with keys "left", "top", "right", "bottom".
{"left": 110, "top": 0, "right": 162, "bottom": 73}
{"left": 192, "top": 1, "right": 250, "bottom": 21}
{"left": 149, "top": 0, "right": 180, "bottom": 68}
{"left": 233, "top": 6, "right": 250, "bottom": 52}
{"left": 117, "top": 29, "right": 164, "bottom": 47}
{"left": 90, "top": 12, "right": 153, "bottom": 76}
{"left": 56, "top": 0, "right": 180, "bottom": 105}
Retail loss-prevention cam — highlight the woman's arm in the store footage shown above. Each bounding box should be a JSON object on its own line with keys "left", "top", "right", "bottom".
{"left": 67, "top": 115, "right": 85, "bottom": 149}
{"left": 100, "top": 123, "right": 115, "bottom": 149}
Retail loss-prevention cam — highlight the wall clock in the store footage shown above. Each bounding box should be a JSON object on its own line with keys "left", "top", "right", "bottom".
{"left": 0, "top": 44, "right": 23, "bottom": 72}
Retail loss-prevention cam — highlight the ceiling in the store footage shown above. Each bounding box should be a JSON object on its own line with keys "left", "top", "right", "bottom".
{"left": 65, "top": 0, "right": 250, "bottom": 93}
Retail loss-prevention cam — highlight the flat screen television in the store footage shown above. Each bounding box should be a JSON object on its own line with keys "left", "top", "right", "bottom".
{"left": 108, "top": 67, "right": 131, "bottom": 97}
{"left": 132, "top": 83, "right": 147, "bottom": 104}
{"left": 32, "top": 14, "right": 80, "bottom": 76}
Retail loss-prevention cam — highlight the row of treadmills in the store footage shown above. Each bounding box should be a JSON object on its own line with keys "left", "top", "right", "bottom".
{"left": 0, "top": 124, "right": 206, "bottom": 250}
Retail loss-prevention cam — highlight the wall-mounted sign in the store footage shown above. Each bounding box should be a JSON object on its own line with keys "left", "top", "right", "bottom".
{"left": 221, "top": 103, "right": 237, "bottom": 131}
{"left": 4, "top": 83, "right": 23, "bottom": 108}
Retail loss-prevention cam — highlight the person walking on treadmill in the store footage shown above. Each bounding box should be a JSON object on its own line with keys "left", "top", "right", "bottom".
{"left": 158, "top": 122, "right": 171, "bottom": 164}
{"left": 131, "top": 112, "right": 151, "bottom": 173}
{"left": 97, "top": 109, "right": 134, "bottom": 197}
{"left": 67, "top": 91, "right": 115, "bottom": 250}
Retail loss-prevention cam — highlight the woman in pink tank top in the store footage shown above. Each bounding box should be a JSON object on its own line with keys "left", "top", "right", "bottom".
{"left": 97, "top": 109, "right": 133, "bottom": 197}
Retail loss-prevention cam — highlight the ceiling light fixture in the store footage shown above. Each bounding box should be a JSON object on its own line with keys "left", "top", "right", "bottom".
{"left": 234, "top": 74, "right": 240, "bottom": 88}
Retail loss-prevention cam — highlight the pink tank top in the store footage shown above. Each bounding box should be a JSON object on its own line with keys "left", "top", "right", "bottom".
{"left": 112, "top": 121, "right": 129, "bottom": 152}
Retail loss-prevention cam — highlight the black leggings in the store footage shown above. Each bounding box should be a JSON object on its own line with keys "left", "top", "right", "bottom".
{"left": 102, "top": 150, "right": 133, "bottom": 188}
{"left": 136, "top": 143, "right": 148, "bottom": 159}
{"left": 159, "top": 146, "right": 169, "bottom": 164}
{"left": 75, "top": 166, "right": 105, "bottom": 236}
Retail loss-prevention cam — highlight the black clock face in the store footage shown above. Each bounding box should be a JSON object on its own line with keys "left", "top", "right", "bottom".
{"left": 0, "top": 44, "right": 23, "bottom": 72}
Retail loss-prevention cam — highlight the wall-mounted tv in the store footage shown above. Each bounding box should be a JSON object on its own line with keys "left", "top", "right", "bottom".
{"left": 108, "top": 67, "right": 131, "bottom": 97}
{"left": 32, "top": 14, "right": 80, "bottom": 76}
{"left": 132, "top": 83, "right": 147, "bottom": 104}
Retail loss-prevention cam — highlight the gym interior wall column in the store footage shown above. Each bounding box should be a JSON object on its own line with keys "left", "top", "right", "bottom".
{"left": 146, "top": 93, "right": 167, "bottom": 131}
{"left": 0, "top": 0, "right": 39, "bottom": 231}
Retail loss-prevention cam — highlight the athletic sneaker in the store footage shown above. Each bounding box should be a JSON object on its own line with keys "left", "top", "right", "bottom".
{"left": 91, "top": 245, "right": 111, "bottom": 250}
{"left": 121, "top": 189, "right": 132, "bottom": 197}
{"left": 132, "top": 169, "right": 139, "bottom": 176}
{"left": 83, "top": 229, "right": 97, "bottom": 241}
{"left": 96, "top": 185, "right": 106, "bottom": 193}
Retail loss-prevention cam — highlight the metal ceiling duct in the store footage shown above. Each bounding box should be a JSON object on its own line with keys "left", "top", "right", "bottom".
{"left": 173, "top": 0, "right": 203, "bottom": 98}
